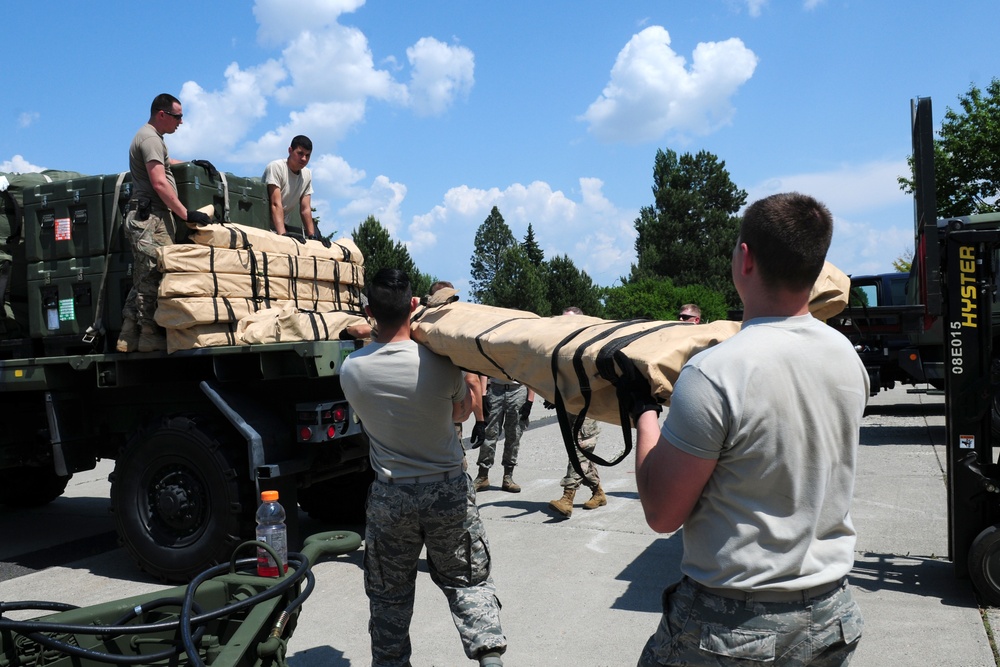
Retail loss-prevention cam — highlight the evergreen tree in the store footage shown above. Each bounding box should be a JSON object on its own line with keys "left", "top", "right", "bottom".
{"left": 492, "top": 245, "right": 550, "bottom": 315}
{"left": 545, "top": 254, "right": 604, "bottom": 317}
{"left": 470, "top": 206, "right": 517, "bottom": 304}
{"left": 522, "top": 223, "right": 544, "bottom": 267}
{"left": 352, "top": 215, "right": 433, "bottom": 295}
{"left": 631, "top": 148, "right": 746, "bottom": 308}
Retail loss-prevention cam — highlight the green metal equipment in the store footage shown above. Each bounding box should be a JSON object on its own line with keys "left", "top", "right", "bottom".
{"left": 0, "top": 531, "right": 361, "bottom": 667}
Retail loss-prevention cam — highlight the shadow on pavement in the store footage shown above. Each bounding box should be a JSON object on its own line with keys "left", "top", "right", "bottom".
{"left": 864, "top": 401, "right": 945, "bottom": 418}
{"left": 860, "top": 424, "right": 945, "bottom": 446}
{"left": 613, "top": 537, "right": 682, "bottom": 614}
{"left": 851, "top": 552, "right": 977, "bottom": 609}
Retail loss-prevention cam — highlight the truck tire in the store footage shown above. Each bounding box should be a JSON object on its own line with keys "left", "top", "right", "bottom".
{"left": 969, "top": 523, "right": 1000, "bottom": 607}
{"left": 110, "top": 416, "right": 249, "bottom": 582}
{"left": 0, "top": 467, "right": 71, "bottom": 507}
{"left": 298, "top": 468, "right": 374, "bottom": 526}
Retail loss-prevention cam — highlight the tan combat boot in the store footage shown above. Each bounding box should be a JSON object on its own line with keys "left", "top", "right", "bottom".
{"left": 137, "top": 324, "right": 167, "bottom": 353}
{"left": 116, "top": 317, "right": 139, "bottom": 353}
{"left": 501, "top": 467, "right": 520, "bottom": 493}
{"left": 549, "top": 488, "right": 576, "bottom": 517}
{"left": 473, "top": 467, "right": 490, "bottom": 492}
{"left": 582, "top": 484, "right": 607, "bottom": 510}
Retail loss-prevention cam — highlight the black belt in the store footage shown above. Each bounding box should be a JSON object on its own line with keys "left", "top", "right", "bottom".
{"left": 491, "top": 381, "right": 521, "bottom": 388}
{"left": 376, "top": 467, "right": 464, "bottom": 485}
{"left": 126, "top": 200, "right": 169, "bottom": 214}
{"left": 689, "top": 576, "right": 847, "bottom": 603}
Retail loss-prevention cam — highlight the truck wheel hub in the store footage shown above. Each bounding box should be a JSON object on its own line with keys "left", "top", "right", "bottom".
{"left": 151, "top": 469, "right": 200, "bottom": 531}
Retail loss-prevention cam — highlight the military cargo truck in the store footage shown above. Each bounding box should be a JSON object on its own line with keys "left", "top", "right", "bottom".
{"left": 0, "top": 162, "right": 371, "bottom": 582}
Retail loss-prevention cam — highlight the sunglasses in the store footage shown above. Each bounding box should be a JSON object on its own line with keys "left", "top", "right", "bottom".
{"left": 678, "top": 314, "right": 696, "bottom": 321}
{"left": 162, "top": 110, "right": 183, "bottom": 120}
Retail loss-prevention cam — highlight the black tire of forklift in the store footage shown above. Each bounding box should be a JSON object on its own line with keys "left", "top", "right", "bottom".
{"left": 109, "top": 416, "right": 249, "bottom": 583}
{"left": 0, "top": 467, "right": 71, "bottom": 507}
{"left": 968, "top": 523, "right": 1000, "bottom": 607}
{"left": 298, "top": 468, "right": 375, "bottom": 526}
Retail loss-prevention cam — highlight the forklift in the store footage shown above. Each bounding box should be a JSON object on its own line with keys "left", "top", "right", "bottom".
{"left": 912, "top": 97, "right": 1000, "bottom": 604}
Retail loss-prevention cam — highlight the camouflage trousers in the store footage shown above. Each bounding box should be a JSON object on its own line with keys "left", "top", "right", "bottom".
{"left": 365, "top": 474, "right": 506, "bottom": 666}
{"left": 560, "top": 416, "right": 601, "bottom": 490}
{"left": 122, "top": 209, "right": 174, "bottom": 327}
{"left": 638, "top": 577, "right": 863, "bottom": 666}
{"left": 476, "top": 382, "right": 527, "bottom": 471}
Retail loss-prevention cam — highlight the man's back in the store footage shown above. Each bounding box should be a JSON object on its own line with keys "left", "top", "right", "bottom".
{"left": 663, "top": 314, "right": 869, "bottom": 589}
{"left": 341, "top": 340, "right": 466, "bottom": 479}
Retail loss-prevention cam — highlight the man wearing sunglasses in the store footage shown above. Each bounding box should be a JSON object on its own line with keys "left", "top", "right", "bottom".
{"left": 677, "top": 303, "right": 701, "bottom": 323}
{"left": 117, "top": 93, "right": 212, "bottom": 353}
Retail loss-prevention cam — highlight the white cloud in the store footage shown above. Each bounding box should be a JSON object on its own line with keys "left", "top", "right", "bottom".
{"left": 745, "top": 159, "right": 915, "bottom": 277}
{"left": 253, "top": 0, "right": 365, "bottom": 46}
{"left": 580, "top": 26, "right": 757, "bottom": 143}
{"left": 233, "top": 101, "right": 367, "bottom": 164}
{"left": 274, "top": 25, "right": 406, "bottom": 106}
{"left": 171, "top": 60, "right": 287, "bottom": 159}
{"left": 17, "top": 112, "right": 39, "bottom": 129}
{"left": 1, "top": 155, "right": 45, "bottom": 173}
{"left": 408, "top": 178, "right": 637, "bottom": 287}
{"left": 406, "top": 37, "right": 475, "bottom": 116}
{"left": 745, "top": 159, "right": 910, "bottom": 215}
{"left": 803, "top": 0, "right": 826, "bottom": 10}
{"left": 746, "top": 0, "right": 767, "bottom": 17}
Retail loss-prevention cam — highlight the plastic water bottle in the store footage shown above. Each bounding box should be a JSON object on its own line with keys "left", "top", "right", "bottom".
{"left": 255, "top": 490, "right": 288, "bottom": 577}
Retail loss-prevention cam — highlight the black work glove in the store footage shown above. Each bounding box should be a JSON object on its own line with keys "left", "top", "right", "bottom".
{"left": 627, "top": 378, "right": 661, "bottom": 427}
{"left": 191, "top": 159, "right": 220, "bottom": 181}
{"left": 282, "top": 231, "right": 307, "bottom": 244}
{"left": 186, "top": 209, "right": 212, "bottom": 225}
{"left": 542, "top": 399, "right": 555, "bottom": 410}
{"left": 306, "top": 234, "right": 330, "bottom": 248}
{"left": 470, "top": 421, "right": 486, "bottom": 449}
{"left": 519, "top": 399, "right": 533, "bottom": 429}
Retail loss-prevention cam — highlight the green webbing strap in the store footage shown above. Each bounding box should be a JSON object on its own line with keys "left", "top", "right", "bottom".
{"left": 83, "top": 171, "right": 127, "bottom": 346}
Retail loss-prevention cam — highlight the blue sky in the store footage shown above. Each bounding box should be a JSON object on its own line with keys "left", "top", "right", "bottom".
{"left": 3, "top": 1, "right": 998, "bottom": 294}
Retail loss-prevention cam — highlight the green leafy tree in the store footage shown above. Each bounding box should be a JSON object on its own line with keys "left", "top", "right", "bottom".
{"left": 899, "top": 79, "right": 1000, "bottom": 217}
{"left": 631, "top": 149, "right": 746, "bottom": 307}
{"left": 470, "top": 206, "right": 518, "bottom": 304}
{"left": 544, "top": 254, "right": 604, "bottom": 317}
{"left": 892, "top": 249, "right": 913, "bottom": 273}
{"left": 522, "top": 223, "right": 544, "bottom": 267}
{"left": 604, "top": 277, "right": 729, "bottom": 322}
{"left": 352, "top": 215, "right": 434, "bottom": 296}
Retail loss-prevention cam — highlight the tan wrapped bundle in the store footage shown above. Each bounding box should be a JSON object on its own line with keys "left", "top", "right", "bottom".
{"left": 158, "top": 272, "right": 363, "bottom": 308}
{"left": 187, "top": 221, "right": 363, "bottom": 264}
{"left": 410, "top": 261, "right": 850, "bottom": 427}
{"left": 157, "top": 245, "right": 364, "bottom": 288}
{"left": 166, "top": 323, "right": 243, "bottom": 354}
{"left": 155, "top": 296, "right": 354, "bottom": 330}
{"left": 238, "top": 306, "right": 370, "bottom": 344}
{"left": 411, "top": 302, "right": 740, "bottom": 425}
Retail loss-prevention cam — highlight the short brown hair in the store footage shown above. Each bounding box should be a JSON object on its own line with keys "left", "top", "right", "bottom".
{"left": 740, "top": 192, "right": 832, "bottom": 291}
{"left": 150, "top": 93, "right": 180, "bottom": 118}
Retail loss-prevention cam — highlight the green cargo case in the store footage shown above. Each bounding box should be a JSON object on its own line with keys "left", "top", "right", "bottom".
{"left": 26, "top": 252, "right": 132, "bottom": 353}
{"left": 172, "top": 163, "right": 270, "bottom": 239}
{"left": 23, "top": 175, "right": 108, "bottom": 262}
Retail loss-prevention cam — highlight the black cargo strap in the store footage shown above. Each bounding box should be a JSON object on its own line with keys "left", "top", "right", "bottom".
{"left": 472, "top": 317, "right": 540, "bottom": 381}
{"left": 333, "top": 242, "right": 353, "bottom": 263}
{"left": 210, "top": 296, "right": 238, "bottom": 326}
{"left": 549, "top": 320, "right": 647, "bottom": 478}
{"left": 303, "top": 310, "right": 329, "bottom": 340}
{"left": 83, "top": 171, "right": 127, "bottom": 347}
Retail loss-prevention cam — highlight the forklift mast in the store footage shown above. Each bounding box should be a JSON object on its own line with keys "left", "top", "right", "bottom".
{"left": 919, "top": 95, "right": 1000, "bottom": 603}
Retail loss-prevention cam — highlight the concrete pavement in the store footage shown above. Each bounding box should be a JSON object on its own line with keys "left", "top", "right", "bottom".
{"left": 0, "top": 384, "right": 995, "bottom": 665}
